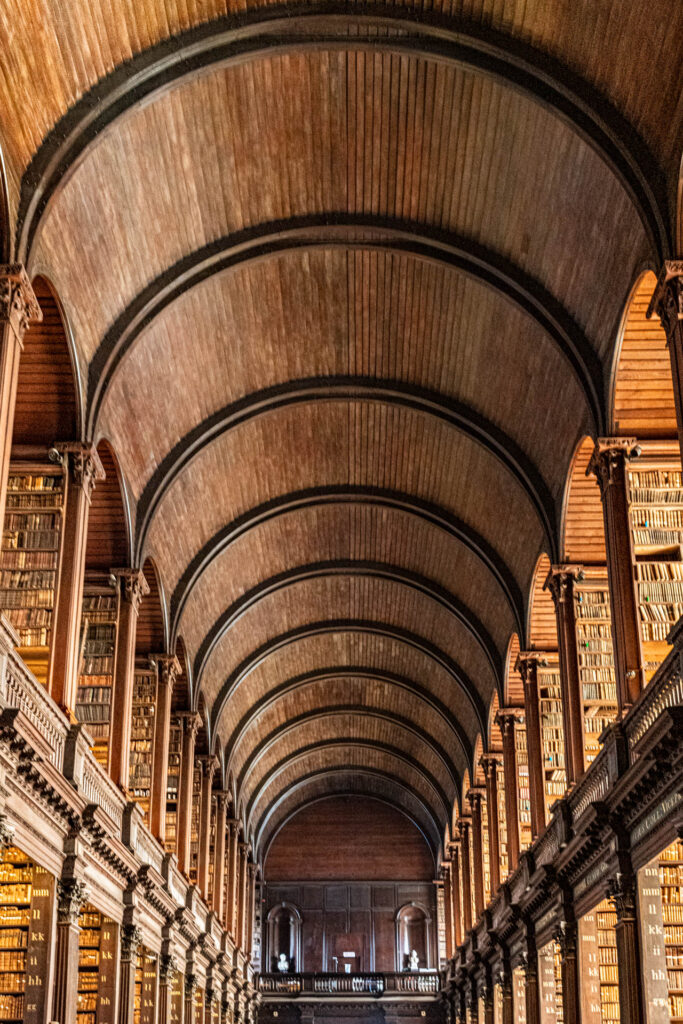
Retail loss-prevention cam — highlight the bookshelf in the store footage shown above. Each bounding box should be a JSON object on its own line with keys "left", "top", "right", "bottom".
{"left": 137, "top": 950, "right": 157, "bottom": 1024}
{"left": 134, "top": 951, "right": 143, "bottom": 1024}
{"left": 660, "top": 839, "right": 683, "bottom": 1021}
{"left": 574, "top": 570, "right": 618, "bottom": 764}
{"left": 554, "top": 942, "right": 564, "bottom": 1024}
{"left": 628, "top": 447, "right": 683, "bottom": 683}
{"left": 538, "top": 660, "right": 566, "bottom": 814}
{"left": 189, "top": 760, "right": 202, "bottom": 885}
{"left": 496, "top": 763, "right": 509, "bottom": 882}
{"left": 0, "top": 464, "right": 65, "bottom": 686}
{"left": 77, "top": 904, "right": 116, "bottom": 1024}
{"left": 513, "top": 966, "right": 526, "bottom": 1024}
{"left": 514, "top": 719, "right": 532, "bottom": 852}
{"left": 538, "top": 940, "right": 562, "bottom": 1023}
{"left": 596, "top": 899, "right": 619, "bottom": 1023}
{"left": 165, "top": 718, "right": 182, "bottom": 854}
{"left": 208, "top": 798, "right": 216, "bottom": 907}
{"left": 194, "top": 985, "right": 204, "bottom": 1024}
{"left": 481, "top": 793, "right": 491, "bottom": 905}
{"left": 128, "top": 662, "right": 158, "bottom": 822}
{"left": 170, "top": 970, "right": 183, "bottom": 1023}
{"left": 0, "top": 846, "right": 53, "bottom": 1024}
{"left": 75, "top": 573, "right": 119, "bottom": 767}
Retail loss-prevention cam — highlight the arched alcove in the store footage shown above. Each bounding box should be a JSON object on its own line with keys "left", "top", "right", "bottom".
{"left": 503, "top": 634, "right": 522, "bottom": 707}
{"left": 266, "top": 902, "right": 302, "bottom": 973}
{"left": 396, "top": 903, "right": 431, "bottom": 971}
{"left": 527, "top": 553, "right": 557, "bottom": 652}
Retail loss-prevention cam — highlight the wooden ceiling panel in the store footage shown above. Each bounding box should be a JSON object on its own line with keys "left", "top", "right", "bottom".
{"left": 213, "top": 630, "right": 476, "bottom": 774}
{"left": 200, "top": 570, "right": 496, "bottom": 698}
{"left": 146, "top": 400, "right": 545, "bottom": 611}
{"left": 34, "top": 50, "right": 645, "bottom": 380}
{"left": 239, "top": 711, "right": 458, "bottom": 813}
{"left": 176, "top": 501, "right": 516, "bottom": 665}
{"left": 562, "top": 435, "right": 607, "bottom": 564}
{"left": 99, "top": 247, "right": 589, "bottom": 506}
{"left": 228, "top": 675, "right": 465, "bottom": 787}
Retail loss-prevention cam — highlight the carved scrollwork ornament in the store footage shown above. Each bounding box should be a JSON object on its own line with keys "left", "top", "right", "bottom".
{"left": 57, "top": 878, "right": 90, "bottom": 925}
{"left": 55, "top": 443, "right": 105, "bottom": 502}
{"left": 607, "top": 872, "right": 637, "bottom": 922}
{"left": 0, "top": 814, "right": 15, "bottom": 851}
{"left": 112, "top": 568, "right": 150, "bottom": 611}
{"left": 0, "top": 264, "right": 42, "bottom": 338}
{"left": 554, "top": 919, "right": 576, "bottom": 961}
{"left": 157, "top": 654, "right": 181, "bottom": 690}
{"left": 160, "top": 952, "right": 178, "bottom": 986}
{"left": 647, "top": 260, "right": 683, "bottom": 338}
{"left": 185, "top": 972, "right": 199, "bottom": 998}
{"left": 586, "top": 438, "right": 640, "bottom": 495}
{"left": 121, "top": 923, "right": 143, "bottom": 962}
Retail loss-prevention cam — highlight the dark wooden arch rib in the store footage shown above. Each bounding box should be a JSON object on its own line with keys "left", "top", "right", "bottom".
{"left": 135, "top": 378, "right": 558, "bottom": 562}
{"left": 224, "top": 666, "right": 476, "bottom": 778}
{"left": 235, "top": 705, "right": 462, "bottom": 796}
{"left": 208, "top": 619, "right": 489, "bottom": 756}
{"left": 86, "top": 218, "right": 603, "bottom": 435}
{"left": 193, "top": 560, "right": 502, "bottom": 688}
{"left": 262, "top": 791, "right": 438, "bottom": 867}
{"left": 18, "top": 5, "right": 668, "bottom": 265}
{"left": 246, "top": 739, "right": 451, "bottom": 835}
{"left": 258, "top": 771, "right": 441, "bottom": 860}
{"left": 171, "top": 487, "right": 526, "bottom": 642}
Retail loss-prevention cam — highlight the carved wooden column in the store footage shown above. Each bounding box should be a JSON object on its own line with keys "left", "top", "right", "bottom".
{"left": 246, "top": 859, "right": 257, "bottom": 959}
{"left": 545, "top": 566, "right": 586, "bottom": 784}
{"left": 185, "top": 973, "right": 198, "bottom": 1024}
{"left": 648, "top": 261, "right": 683, "bottom": 462}
{"left": 587, "top": 439, "right": 644, "bottom": 709}
{"left": 52, "top": 878, "right": 89, "bottom": 1024}
{"left": 608, "top": 874, "right": 645, "bottom": 1024}
{"left": 158, "top": 952, "right": 177, "bottom": 1024}
{"left": 449, "top": 841, "right": 462, "bottom": 948}
{"left": 109, "top": 569, "right": 149, "bottom": 788}
{"left": 555, "top": 920, "right": 580, "bottom": 1024}
{"left": 0, "top": 266, "right": 41, "bottom": 531}
{"left": 150, "top": 654, "right": 180, "bottom": 842}
{"left": 499, "top": 956, "right": 513, "bottom": 1024}
{"left": 481, "top": 755, "right": 501, "bottom": 893}
{"left": 176, "top": 712, "right": 201, "bottom": 876}
{"left": 467, "top": 788, "right": 486, "bottom": 918}
{"left": 226, "top": 818, "right": 241, "bottom": 936}
{"left": 457, "top": 819, "right": 473, "bottom": 934}
{"left": 212, "top": 791, "right": 230, "bottom": 920}
{"left": 118, "top": 924, "right": 141, "bottom": 1024}
{"left": 523, "top": 932, "right": 540, "bottom": 1024}
{"left": 236, "top": 841, "right": 249, "bottom": 950}
{"left": 496, "top": 709, "right": 521, "bottom": 871}
{"left": 442, "top": 863, "right": 454, "bottom": 959}
{"left": 197, "top": 755, "right": 219, "bottom": 898}
{"left": 481, "top": 966, "right": 494, "bottom": 1024}
{"left": 49, "top": 444, "right": 105, "bottom": 712}
{"left": 516, "top": 653, "right": 546, "bottom": 838}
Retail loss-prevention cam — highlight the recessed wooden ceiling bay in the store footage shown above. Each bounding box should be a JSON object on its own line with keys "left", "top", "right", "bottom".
{"left": 3, "top": 0, "right": 683, "bottom": 853}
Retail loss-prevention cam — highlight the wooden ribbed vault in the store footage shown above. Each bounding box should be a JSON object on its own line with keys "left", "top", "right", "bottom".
{"left": 1, "top": 0, "right": 682, "bottom": 859}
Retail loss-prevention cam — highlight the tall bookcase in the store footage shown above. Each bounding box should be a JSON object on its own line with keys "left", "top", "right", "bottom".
{"left": 538, "top": 940, "right": 562, "bottom": 1023}
{"left": 189, "top": 760, "right": 202, "bottom": 885}
{"left": 659, "top": 839, "right": 683, "bottom": 1021}
{"left": 514, "top": 719, "right": 532, "bottom": 852}
{"left": 574, "top": 570, "right": 618, "bottom": 764}
{"left": 129, "top": 662, "right": 158, "bottom": 822}
{"left": 595, "top": 899, "right": 619, "bottom": 1023}
{"left": 481, "top": 793, "right": 491, "bottom": 905}
{"left": 75, "top": 573, "right": 119, "bottom": 767}
{"left": 208, "top": 798, "right": 216, "bottom": 907}
{"left": 0, "top": 846, "right": 53, "bottom": 1024}
{"left": 538, "top": 659, "right": 566, "bottom": 814}
{"left": 0, "top": 462, "right": 65, "bottom": 686}
{"left": 494, "top": 761, "right": 508, "bottom": 882}
{"left": 170, "top": 971, "right": 183, "bottom": 1023}
{"left": 77, "top": 904, "right": 117, "bottom": 1024}
{"left": 628, "top": 444, "right": 683, "bottom": 682}
{"left": 165, "top": 718, "right": 182, "bottom": 854}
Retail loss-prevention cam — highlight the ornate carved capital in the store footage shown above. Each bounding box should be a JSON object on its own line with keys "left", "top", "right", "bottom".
{"left": 215, "top": 790, "right": 231, "bottom": 813}
{"left": 516, "top": 650, "right": 548, "bottom": 685}
{"left": 155, "top": 653, "right": 181, "bottom": 691}
{"left": 227, "top": 816, "right": 241, "bottom": 836}
{"left": 607, "top": 872, "right": 637, "bottom": 922}
{"left": 479, "top": 753, "right": 500, "bottom": 779}
{"left": 0, "top": 814, "right": 15, "bottom": 851}
{"left": 544, "top": 564, "right": 585, "bottom": 607}
{"left": 495, "top": 707, "right": 523, "bottom": 736}
{"left": 456, "top": 817, "right": 471, "bottom": 843}
{"left": 647, "top": 260, "right": 683, "bottom": 338}
{"left": 554, "top": 919, "right": 577, "bottom": 961}
{"left": 121, "top": 923, "right": 143, "bottom": 962}
{"left": 160, "top": 952, "right": 178, "bottom": 986}
{"left": 55, "top": 442, "right": 105, "bottom": 501}
{"left": 180, "top": 710, "right": 202, "bottom": 740}
{"left": 200, "top": 754, "right": 219, "bottom": 782}
{"left": 586, "top": 437, "right": 639, "bottom": 494}
{"left": 57, "top": 877, "right": 89, "bottom": 925}
{"left": 112, "top": 567, "right": 149, "bottom": 611}
{"left": 0, "top": 264, "right": 41, "bottom": 339}
{"left": 185, "top": 972, "right": 198, "bottom": 998}
{"left": 465, "top": 787, "right": 485, "bottom": 813}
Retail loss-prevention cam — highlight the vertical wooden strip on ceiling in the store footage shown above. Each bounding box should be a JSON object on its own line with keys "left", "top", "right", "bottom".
{"left": 135, "top": 559, "right": 166, "bottom": 656}
{"left": 527, "top": 552, "right": 557, "bottom": 651}
{"left": 172, "top": 636, "right": 191, "bottom": 712}
{"left": 12, "top": 277, "right": 78, "bottom": 445}
{"left": 562, "top": 436, "right": 606, "bottom": 565}
{"left": 612, "top": 271, "right": 676, "bottom": 439}
{"left": 504, "top": 634, "right": 522, "bottom": 706}
{"left": 473, "top": 734, "right": 485, "bottom": 785}
{"left": 84, "top": 441, "right": 129, "bottom": 569}
{"left": 488, "top": 692, "right": 502, "bottom": 753}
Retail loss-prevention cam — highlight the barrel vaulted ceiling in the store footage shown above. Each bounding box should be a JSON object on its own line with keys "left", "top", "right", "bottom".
{"left": 1, "top": 0, "right": 682, "bottom": 858}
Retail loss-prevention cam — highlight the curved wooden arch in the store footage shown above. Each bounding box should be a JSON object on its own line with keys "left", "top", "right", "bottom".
{"left": 261, "top": 785, "right": 438, "bottom": 864}
{"left": 209, "top": 619, "right": 489, "bottom": 750}
{"left": 0, "top": 142, "right": 9, "bottom": 263}
{"left": 171, "top": 486, "right": 525, "bottom": 641}
{"left": 235, "top": 705, "right": 461, "bottom": 797}
{"left": 223, "top": 665, "right": 472, "bottom": 779}
{"left": 18, "top": 5, "right": 668, "bottom": 265}
{"left": 136, "top": 378, "right": 558, "bottom": 562}
{"left": 247, "top": 740, "right": 450, "bottom": 835}
{"left": 87, "top": 219, "right": 603, "bottom": 435}
{"left": 194, "top": 560, "right": 502, "bottom": 688}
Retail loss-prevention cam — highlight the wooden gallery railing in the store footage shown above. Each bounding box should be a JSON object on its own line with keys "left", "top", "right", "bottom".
{"left": 446, "top": 617, "right": 683, "bottom": 1024}
{"left": 258, "top": 971, "right": 442, "bottom": 997}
